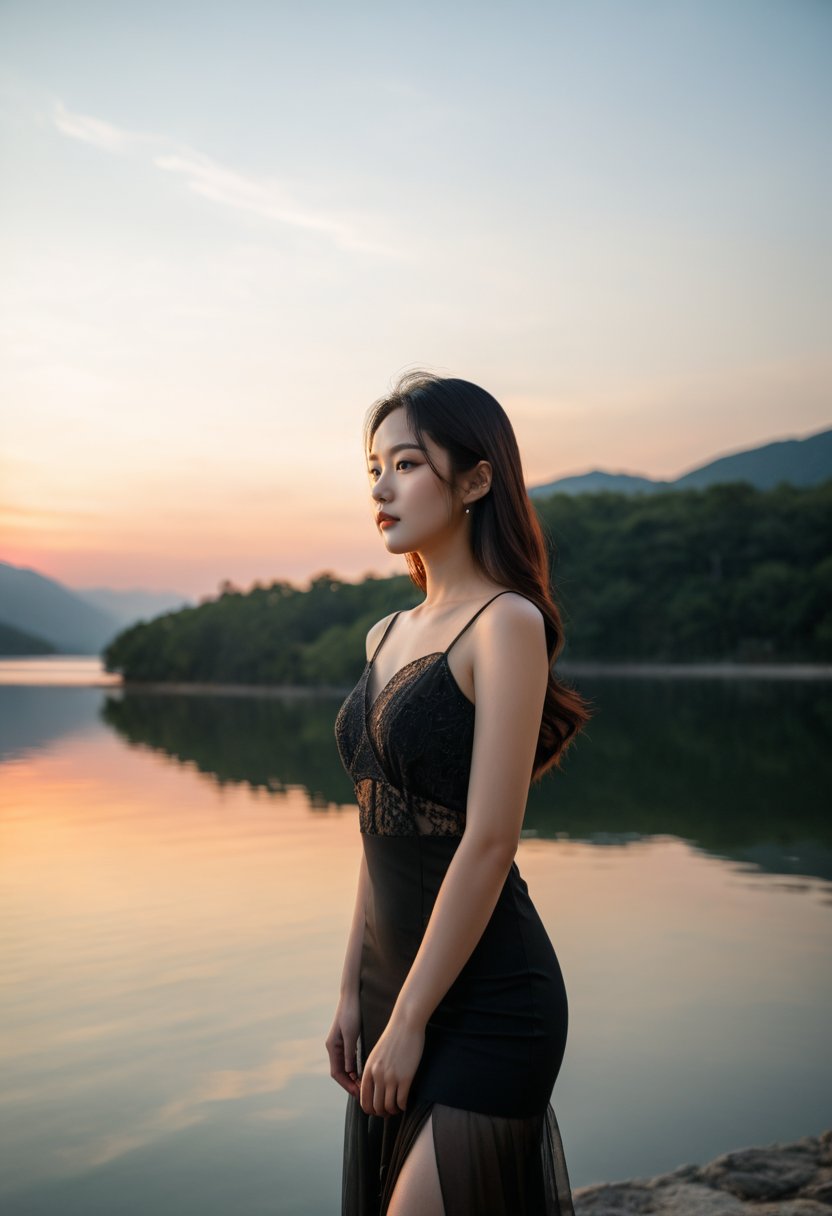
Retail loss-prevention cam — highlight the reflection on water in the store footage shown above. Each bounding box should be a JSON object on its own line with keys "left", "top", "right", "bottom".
{"left": 0, "top": 655, "right": 122, "bottom": 686}
{"left": 0, "top": 660, "right": 830, "bottom": 1214}
{"left": 98, "top": 673, "right": 832, "bottom": 880}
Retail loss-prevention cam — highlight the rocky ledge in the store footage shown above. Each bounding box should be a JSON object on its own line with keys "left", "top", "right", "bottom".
{"left": 574, "top": 1127, "right": 832, "bottom": 1216}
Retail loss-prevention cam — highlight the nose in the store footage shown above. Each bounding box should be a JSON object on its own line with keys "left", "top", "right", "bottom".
{"left": 372, "top": 472, "right": 392, "bottom": 504}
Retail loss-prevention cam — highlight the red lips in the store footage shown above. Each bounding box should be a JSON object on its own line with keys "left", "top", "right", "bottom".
{"left": 377, "top": 511, "right": 399, "bottom": 523}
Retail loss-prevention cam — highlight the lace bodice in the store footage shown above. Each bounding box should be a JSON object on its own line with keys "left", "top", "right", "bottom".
{"left": 333, "top": 592, "right": 518, "bottom": 837}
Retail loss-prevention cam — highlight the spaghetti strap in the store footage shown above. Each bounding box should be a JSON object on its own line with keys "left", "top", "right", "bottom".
{"left": 444, "top": 590, "right": 516, "bottom": 656}
{"left": 373, "top": 591, "right": 522, "bottom": 664}
{"left": 369, "top": 611, "right": 402, "bottom": 662}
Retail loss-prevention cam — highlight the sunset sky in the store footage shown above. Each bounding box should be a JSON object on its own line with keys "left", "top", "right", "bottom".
{"left": 1, "top": 0, "right": 829, "bottom": 598}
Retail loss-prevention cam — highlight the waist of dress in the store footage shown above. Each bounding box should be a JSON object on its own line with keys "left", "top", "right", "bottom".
{"left": 362, "top": 830, "right": 459, "bottom": 902}
{"left": 361, "top": 832, "right": 537, "bottom": 936}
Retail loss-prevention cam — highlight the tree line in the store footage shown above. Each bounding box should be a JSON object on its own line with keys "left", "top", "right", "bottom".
{"left": 103, "top": 479, "right": 832, "bottom": 683}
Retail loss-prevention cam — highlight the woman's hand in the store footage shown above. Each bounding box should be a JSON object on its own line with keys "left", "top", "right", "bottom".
{"left": 359, "top": 1012, "right": 426, "bottom": 1116}
{"left": 325, "top": 992, "right": 361, "bottom": 1100}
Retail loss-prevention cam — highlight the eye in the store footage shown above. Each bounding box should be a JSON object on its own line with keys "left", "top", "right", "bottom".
{"left": 367, "top": 459, "right": 416, "bottom": 479}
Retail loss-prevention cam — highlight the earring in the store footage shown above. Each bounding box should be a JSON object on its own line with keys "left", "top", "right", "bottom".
{"left": 465, "top": 506, "right": 470, "bottom": 514}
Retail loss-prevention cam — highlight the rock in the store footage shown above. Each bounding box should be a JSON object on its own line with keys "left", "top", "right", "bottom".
{"left": 572, "top": 1183, "right": 656, "bottom": 1214}
{"left": 573, "top": 1128, "right": 832, "bottom": 1216}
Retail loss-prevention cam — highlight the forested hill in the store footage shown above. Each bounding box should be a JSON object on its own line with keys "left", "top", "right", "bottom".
{"left": 102, "top": 479, "right": 832, "bottom": 684}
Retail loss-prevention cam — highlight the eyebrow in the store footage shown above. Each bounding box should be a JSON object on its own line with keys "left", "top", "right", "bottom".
{"left": 367, "top": 442, "right": 427, "bottom": 460}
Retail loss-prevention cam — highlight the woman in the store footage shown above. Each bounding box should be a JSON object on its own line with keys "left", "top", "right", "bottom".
{"left": 328, "top": 370, "right": 592, "bottom": 1215}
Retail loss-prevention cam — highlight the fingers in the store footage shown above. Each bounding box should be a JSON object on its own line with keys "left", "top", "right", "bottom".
{"left": 334, "top": 1064, "right": 360, "bottom": 1099}
{"left": 326, "top": 1029, "right": 361, "bottom": 1098}
{"left": 359, "top": 1069, "right": 403, "bottom": 1116}
{"left": 344, "top": 1034, "right": 359, "bottom": 1095}
{"left": 364, "top": 1074, "right": 386, "bottom": 1118}
{"left": 360, "top": 1068, "right": 383, "bottom": 1116}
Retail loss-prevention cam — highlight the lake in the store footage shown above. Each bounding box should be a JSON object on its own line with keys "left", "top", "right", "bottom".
{"left": 1, "top": 656, "right": 830, "bottom": 1215}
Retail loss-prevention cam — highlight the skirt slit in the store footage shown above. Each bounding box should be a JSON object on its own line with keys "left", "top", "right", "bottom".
{"left": 344, "top": 1094, "right": 575, "bottom": 1216}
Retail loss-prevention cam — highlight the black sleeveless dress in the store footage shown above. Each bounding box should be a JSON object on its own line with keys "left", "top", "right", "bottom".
{"left": 334, "top": 591, "right": 574, "bottom": 1216}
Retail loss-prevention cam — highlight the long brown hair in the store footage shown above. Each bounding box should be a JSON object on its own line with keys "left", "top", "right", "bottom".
{"left": 364, "top": 369, "right": 594, "bottom": 781}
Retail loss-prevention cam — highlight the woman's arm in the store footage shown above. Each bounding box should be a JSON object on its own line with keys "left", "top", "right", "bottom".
{"left": 326, "top": 849, "right": 368, "bottom": 1100}
{"left": 392, "top": 594, "right": 549, "bottom": 1029}
{"left": 340, "top": 849, "right": 370, "bottom": 997}
{"left": 339, "top": 615, "right": 393, "bottom": 994}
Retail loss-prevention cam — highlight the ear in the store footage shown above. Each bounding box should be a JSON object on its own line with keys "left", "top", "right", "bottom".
{"left": 463, "top": 459, "right": 492, "bottom": 502}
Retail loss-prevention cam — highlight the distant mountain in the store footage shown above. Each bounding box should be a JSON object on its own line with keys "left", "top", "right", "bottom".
{"left": 528, "top": 424, "right": 832, "bottom": 498}
{"left": 0, "top": 620, "right": 57, "bottom": 655}
{"left": 530, "top": 470, "right": 659, "bottom": 496}
{"left": 0, "top": 561, "right": 122, "bottom": 653}
{"left": 75, "top": 586, "right": 193, "bottom": 628}
{"left": 0, "top": 562, "right": 194, "bottom": 654}
{"left": 674, "top": 426, "right": 832, "bottom": 490}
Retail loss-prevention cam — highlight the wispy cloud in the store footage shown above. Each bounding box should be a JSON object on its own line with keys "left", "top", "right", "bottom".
{"left": 51, "top": 99, "right": 404, "bottom": 257}
{"left": 152, "top": 149, "right": 386, "bottom": 253}
{"left": 52, "top": 99, "right": 155, "bottom": 153}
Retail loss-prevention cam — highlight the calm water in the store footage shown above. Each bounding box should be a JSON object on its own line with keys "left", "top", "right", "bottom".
{"left": 1, "top": 657, "right": 830, "bottom": 1215}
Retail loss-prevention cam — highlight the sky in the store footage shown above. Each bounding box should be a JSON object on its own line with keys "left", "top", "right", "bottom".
{"left": 1, "top": 0, "right": 829, "bottom": 598}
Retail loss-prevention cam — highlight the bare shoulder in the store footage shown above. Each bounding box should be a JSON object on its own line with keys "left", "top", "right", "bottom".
{"left": 473, "top": 591, "right": 548, "bottom": 674}
{"left": 483, "top": 590, "right": 546, "bottom": 639}
{"left": 365, "top": 610, "right": 399, "bottom": 662}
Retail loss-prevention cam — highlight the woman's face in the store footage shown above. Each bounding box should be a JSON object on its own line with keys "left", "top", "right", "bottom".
{"left": 367, "top": 408, "right": 460, "bottom": 554}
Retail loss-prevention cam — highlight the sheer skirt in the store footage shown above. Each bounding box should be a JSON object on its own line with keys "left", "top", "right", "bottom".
{"left": 342, "top": 1093, "right": 575, "bottom": 1216}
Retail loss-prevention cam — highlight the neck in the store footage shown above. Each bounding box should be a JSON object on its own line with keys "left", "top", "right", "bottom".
{"left": 416, "top": 536, "right": 498, "bottom": 611}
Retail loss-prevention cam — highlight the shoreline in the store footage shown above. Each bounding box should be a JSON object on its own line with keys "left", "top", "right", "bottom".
{"left": 2, "top": 658, "right": 831, "bottom": 693}
{"left": 556, "top": 659, "right": 832, "bottom": 680}
{"left": 115, "top": 659, "right": 831, "bottom": 696}
{"left": 573, "top": 1124, "right": 832, "bottom": 1214}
